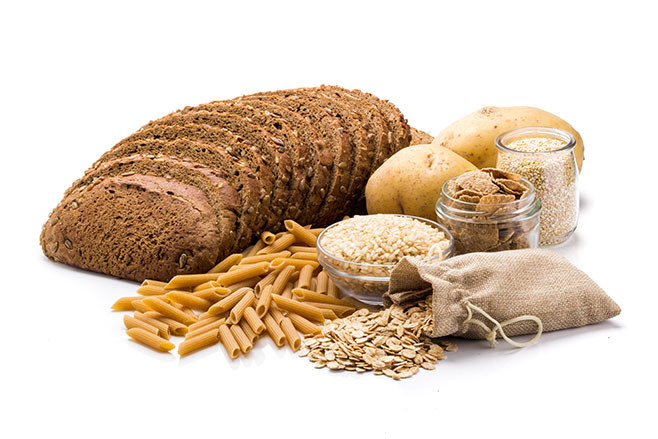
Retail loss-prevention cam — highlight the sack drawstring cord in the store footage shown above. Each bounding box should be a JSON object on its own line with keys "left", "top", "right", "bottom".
{"left": 463, "top": 301, "right": 543, "bottom": 348}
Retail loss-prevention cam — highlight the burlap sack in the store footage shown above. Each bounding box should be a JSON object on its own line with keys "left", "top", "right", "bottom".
{"left": 385, "top": 249, "right": 620, "bottom": 346}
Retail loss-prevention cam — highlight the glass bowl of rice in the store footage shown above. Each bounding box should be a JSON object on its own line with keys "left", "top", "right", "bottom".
{"left": 316, "top": 214, "right": 454, "bottom": 305}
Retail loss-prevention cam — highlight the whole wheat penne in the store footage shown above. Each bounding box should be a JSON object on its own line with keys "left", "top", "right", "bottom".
{"left": 171, "top": 302, "right": 197, "bottom": 318}
{"left": 216, "top": 262, "right": 269, "bottom": 286}
{"left": 208, "top": 287, "right": 251, "bottom": 316}
{"left": 269, "top": 304, "right": 285, "bottom": 324}
{"left": 321, "top": 309, "right": 338, "bottom": 320}
{"left": 310, "top": 228, "right": 323, "bottom": 236}
{"left": 142, "top": 297, "right": 197, "bottom": 325}
{"left": 218, "top": 324, "right": 240, "bottom": 359}
{"left": 126, "top": 327, "right": 174, "bottom": 352}
{"left": 254, "top": 269, "right": 280, "bottom": 295}
{"left": 193, "top": 280, "right": 216, "bottom": 292}
{"left": 165, "top": 291, "right": 213, "bottom": 311}
{"left": 112, "top": 296, "right": 149, "bottom": 311}
{"left": 280, "top": 317, "right": 302, "bottom": 351}
{"left": 282, "top": 281, "right": 294, "bottom": 299}
{"left": 230, "top": 325, "right": 253, "bottom": 354}
{"left": 271, "top": 265, "right": 295, "bottom": 296}
{"left": 123, "top": 314, "right": 159, "bottom": 336}
{"left": 274, "top": 231, "right": 286, "bottom": 239}
{"left": 143, "top": 312, "right": 189, "bottom": 336}
{"left": 229, "top": 290, "right": 256, "bottom": 324}
{"left": 188, "top": 314, "right": 224, "bottom": 331}
{"left": 257, "top": 233, "right": 296, "bottom": 255}
{"left": 255, "top": 284, "right": 274, "bottom": 318}
{"left": 269, "top": 258, "right": 320, "bottom": 271}
{"left": 287, "top": 245, "right": 317, "bottom": 253}
{"left": 247, "top": 239, "right": 266, "bottom": 256}
{"left": 136, "top": 285, "right": 167, "bottom": 296}
{"left": 263, "top": 313, "right": 286, "bottom": 347}
{"left": 192, "top": 288, "right": 223, "bottom": 303}
{"left": 243, "top": 307, "right": 266, "bottom": 334}
{"left": 141, "top": 279, "right": 168, "bottom": 288}
{"left": 226, "top": 277, "right": 260, "bottom": 292}
{"left": 292, "top": 288, "right": 353, "bottom": 306}
{"left": 315, "top": 271, "right": 329, "bottom": 294}
{"left": 178, "top": 329, "right": 219, "bottom": 357}
{"left": 271, "top": 294, "right": 325, "bottom": 322}
{"left": 290, "top": 252, "right": 318, "bottom": 262}
{"left": 303, "top": 301, "right": 355, "bottom": 318}
{"left": 164, "top": 273, "right": 220, "bottom": 290}
{"left": 284, "top": 220, "right": 317, "bottom": 246}
{"left": 208, "top": 253, "right": 243, "bottom": 274}
{"left": 239, "top": 320, "right": 258, "bottom": 344}
{"left": 327, "top": 278, "right": 339, "bottom": 298}
{"left": 297, "top": 265, "right": 313, "bottom": 289}
{"left": 229, "top": 263, "right": 260, "bottom": 272}
{"left": 261, "top": 231, "right": 276, "bottom": 245}
{"left": 185, "top": 317, "right": 226, "bottom": 339}
{"left": 241, "top": 251, "right": 291, "bottom": 265}
{"left": 309, "top": 278, "right": 318, "bottom": 291}
{"left": 131, "top": 300, "right": 152, "bottom": 313}
{"left": 286, "top": 312, "right": 321, "bottom": 335}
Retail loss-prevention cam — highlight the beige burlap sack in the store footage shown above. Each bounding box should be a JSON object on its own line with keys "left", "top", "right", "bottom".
{"left": 385, "top": 249, "right": 620, "bottom": 347}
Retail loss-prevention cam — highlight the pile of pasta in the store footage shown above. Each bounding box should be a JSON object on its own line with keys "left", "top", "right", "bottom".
{"left": 112, "top": 220, "right": 357, "bottom": 357}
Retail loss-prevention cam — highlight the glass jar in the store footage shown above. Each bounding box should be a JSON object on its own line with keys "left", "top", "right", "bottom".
{"left": 495, "top": 127, "right": 579, "bottom": 246}
{"left": 435, "top": 177, "right": 542, "bottom": 255}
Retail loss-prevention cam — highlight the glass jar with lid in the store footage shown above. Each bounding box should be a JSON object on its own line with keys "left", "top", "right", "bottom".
{"left": 495, "top": 127, "right": 579, "bottom": 246}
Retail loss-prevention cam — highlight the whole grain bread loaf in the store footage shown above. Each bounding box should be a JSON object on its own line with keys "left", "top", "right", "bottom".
{"left": 41, "top": 85, "right": 418, "bottom": 281}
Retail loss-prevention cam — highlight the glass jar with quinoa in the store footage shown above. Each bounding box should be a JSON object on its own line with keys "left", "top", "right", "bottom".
{"left": 495, "top": 127, "right": 579, "bottom": 246}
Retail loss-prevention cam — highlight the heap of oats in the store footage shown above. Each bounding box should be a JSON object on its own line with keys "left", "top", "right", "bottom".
{"left": 298, "top": 297, "right": 456, "bottom": 380}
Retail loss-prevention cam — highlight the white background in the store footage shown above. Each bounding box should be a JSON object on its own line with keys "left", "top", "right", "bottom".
{"left": 1, "top": 1, "right": 656, "bottom": 437}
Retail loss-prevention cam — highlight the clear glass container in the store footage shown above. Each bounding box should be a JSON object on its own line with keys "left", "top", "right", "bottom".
{"left": 495, "top": 127, "right": 579, "bottom": 246}
{"left": 316, "top": 215, "right": 454, "bottom": 306}
{"left": 436, "top": 177, "right": 542, "bottom": 255}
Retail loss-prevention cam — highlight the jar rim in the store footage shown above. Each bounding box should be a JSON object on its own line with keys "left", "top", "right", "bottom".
{"left": 440, "top": 175, "right": 536, "bottom": 207}
{"left": 436, "top": 196, "right": 542, "bottom": 224}
{"left": 494, "top": 126, "right": 577, "bottom": 155}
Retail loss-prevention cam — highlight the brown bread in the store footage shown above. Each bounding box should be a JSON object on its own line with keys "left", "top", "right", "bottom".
{"left": 410, "top": 127, "right": 433, "bottom": 145}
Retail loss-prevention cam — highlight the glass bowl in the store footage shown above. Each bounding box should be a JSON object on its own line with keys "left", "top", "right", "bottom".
{"left": 316, "top": 214, "right": 454, "bottom": 306}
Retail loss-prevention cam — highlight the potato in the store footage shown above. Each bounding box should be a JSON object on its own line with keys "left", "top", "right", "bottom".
{"left": 432, "top": 106, "right": 584, "bottom": 171}
{"left": 366, "top": 144, "right": 477, "bottom": 220}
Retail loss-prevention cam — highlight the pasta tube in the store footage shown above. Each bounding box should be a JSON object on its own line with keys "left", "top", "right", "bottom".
{"left": 130, "top": 300, "right": 152, "bottom": 313}
{"left": 247, "top": 239, "right": 266, "bottom": 256}
{"left": 287, "top": 245, "right": 317, "bottom": 253}
{"left": 310, "top": 228, "right": 323, "bottom": 236}
{"left": 207, "top": 253, "right": 243, "bottom": 274}
{"left": 286, "top": 312, "right": 321, "bottom": 335}
{"left": 142, "top": 297, "right": 198, "bottom": 325}
{"left": 271, "top": 265, "right": 295, "bottom": 296}
{"left": 165, "top": 291, "right": 213, "bottom": 311}
{"left": 188, "top": 314, "right": 224, "bottom": 332}
{"left": 143, "top": 312, "right": 189, "bottom": 336}
{"left": 229, "top": 290, "right": 256, "bottom": 324}
{"left": 255, "top": 284, "right": 274, "bottom": 318}
{"left": 207, "top": 287, "right": 251, "bottom": 316}
{"left": 290, "top": 252, "right": 318, "bottom": 262}
{"left": 321, "top": 309, "right": 338, "bottom": 320}
{"left": 230, "top": 325, "right": 253, "bottom": 354}
{"left": 263, "top": 313, "right": 286, "bottom": 347}
{"left": 280, "top": 317, "right": 302, "bottom": 351}
{"left": 141, "top": 279, "right": 167, "bottom": 288}
{"left": 241, "top": 251, "right": 291, "bottom": 265}
{"left": 164, "top": 273, "right": 220, "bottom": 290}
{"left": 123, "top": 314, "right": 159, "bottom": 336}
{"left": 178, "top": 329, "right": 219, "bottom": 357}
{"left": 216, "top": 262, "right": 269, "bottom": 286}
{"left": 269, "top": 258, "right": 320, "bottom": 271}
{"left": 243, "top": 307, "right": 266, "bottom": 334}
{"left": 281, "top": 282, "right": 294, "bottom": 299}
{"left": 192, "top": 288, "right": 224, "bottom": 303}
{"left": 254, "top": 269, "right": 281, "bottom": 294}
{"left": 315, "top": 271, "right": 329, "bottom": 294}
{"left": 133, "top": 312, "right": 171, "bottom": 339}
{"left": 271, "top": 294, "right": 325, "bottom": 323}
{"left": 218, "top": 324, "right": 240, "bottom": 359}
{"left": 291, "top": 288, "right": 352, "bottom": 306}
{"left": 261, "top": 231, "right": 276, "bottom": 245}
{"left": 297, "top": 265, "right": 313, "bottom": 289}
{"left": 327, "top": 278, "right": 339, "bottom": 298}
{"left": 136, "top": 285, "right": 167, "bottom": 296}
{"left": 239, "top": 320, "right": 258, "bottom": 344}
{"left": 112, "top": 296, "right": 149, "bottom": 311}
{"left": 257, "top": 233, "right": 296, "bottom": 255}
{"left": 302, "top": 301, "right": 355, "bottom": 318}
{"left": 284, "top": 220, "right": 317, "bottom": 246}
{"left": 126, "top": 328, "right": 174, "bottom": 352}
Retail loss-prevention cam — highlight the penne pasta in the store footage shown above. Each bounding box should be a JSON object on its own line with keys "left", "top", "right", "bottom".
{"left": 271, "top": 294, "right": 325, "bottom": 323}
{"left": 309, "top": 278, "right": 318, "bottom": 292}
{"left": 290, "top": 252, "right": 318, "bottom": 262}
{"left": 216, "top": 262, "right": 269, "bottom": 286}
{"left": 123, "top": 314, "right": 159, "bottom": 336}
{"left": 185, "top": 318, "right": 226, "bottom": 339}
{"left": 243, "top": 307, "right": 266, "bottom": 334}
{"left": 192, "top": 288, "right": 224, "bottom": 303}
{"left": 271, "top": 265, "right": 295, "bottom": 296}
{"left": 247, "top": 239, "right": 266, "bottom": 256}
{"left": 327, "top": 278, "right": 339, "bottom": 298}
{"left": 143, "top": 312, "right": 189, "bottom": 336}
{"left": 321, "top": 309, "right": 339, "bottom": 320}
{"left": 126, "top": 328, "right": 174, "bottom": 352}
{"left": 263, "top": 313, "right": 286, "bottom": 347}
{"left": 178, "top": 329, "right": 219, "bottom": 357}
{"left": 302, "top": 301, "right": 355, "bottom": 318}
{"left": 254, "top": 269, "right": 281, "bottom": 295}
{"left": 255, "top": 284, "right": 273, "bottom": 318}
{"left": 287, "top": 245, "right": 317, "bottom": 253}
{"left": 142, "top": 297, "right": 198, "bottom": 325}
{"left": 315, "top": 271, "right": 329, "bottom": 294}
{"left": 284, "top": 220, "right": 318, "bottom": 247}
{"left": 136, "top": 285, "right": 167, "bottom": 296}
{"left": 141, "top": 279, "right": 167, "bottom": 288}
{"left": 269, "top": 258, "right": 320, "bottom": 271}
{"left": 225, "top": 277, "right": 260, "bottom": 292}
{"left": 208, "top": 287, "right": 252, "bottom": 316}
{"left": 230, "top": 325, "right": 253, "bottom": 354}
{"left": 291, "top": 288, "right": 353, "bottom": 306}
{"left": 240, "top": 251, "right": 291, "bottom": 265}
{"left": 261, "top": 231, "right": 276, "bottom": 245}
{"left": 207, "top": 253, "right": 243, "bottom": 274}
{"left": 188, "top": 314, "right": 224, "bottom": 332}
{"left": 193, "top": 280, "right": 216, "bottom": 292}
{"left": 112, "top": 296, "right": 148, "bottom": 311}
{"left": 229, "top": 290, "right": 256, "bottom": 324}
{"left": 310, "top": 228, "right": 324, "bottom": 236}
{"left": 281, "top": 281, "right": 294, "bottom": 299}
{"left": 297, "top": 264, "right": 313, "bottom": 289}
{"left": 280, "top": 317, "right": 302, "bottom": 351}
{"left": 218, "top": 324, "right": 240, "bottom": 359}
{"left": 164, "top": 273, "right": 220, "bottom": 290}
{"left": 131, "top": 299, "right": 152, "bottom": 313}
{"left": 239, "top": 320, "right": 258, "bottom": 344}
{"left": 257, "top": 233, "right": 296, "bottom": 255}
{"left": 268, "top": 304, "right": 285, "bottom": 324}
{"left": 165, "top": 290, "right": 213, "bottom": 311}
{"left": 133, "top": 312, "right": 171, "bottom": 339}
{"left": 286, "top": 312, "right": 321, "bottom": 335}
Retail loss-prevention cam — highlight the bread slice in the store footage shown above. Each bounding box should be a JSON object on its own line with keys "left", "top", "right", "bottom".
{"left": 144, "top": 111, "right": 290, "bottom": 229}
{"left": 41, "top": 174, "right": 221, "bottom": 282}
{"left": 239, "top": 94, "right": 352, "bottom": 225}
{"left": 410, "top": 127, "right": 433, "bottom": 145}
{"left": 74, "top": 154, "right": 241, "bottom": 259}
{"left": 93, "top": 138, "right": 262, "bottom": 250}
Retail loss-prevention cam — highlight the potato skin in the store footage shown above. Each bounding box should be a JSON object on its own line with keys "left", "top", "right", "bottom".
{"left": 365, "top": 144, "right": 477, "bottom": 220}
{"left": 432, "top": 106, "right": 584, "bottom": 170}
